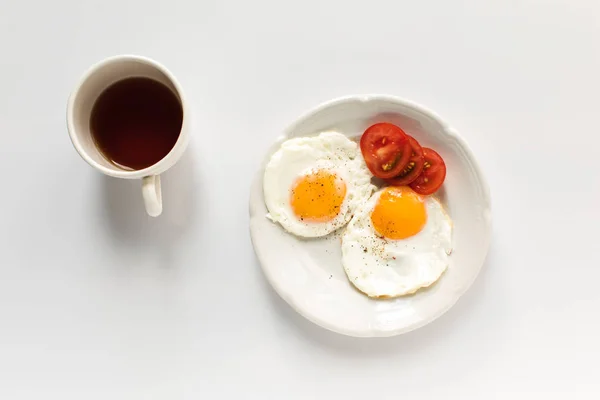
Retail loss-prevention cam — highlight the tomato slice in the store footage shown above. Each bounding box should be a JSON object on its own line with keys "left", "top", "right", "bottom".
{"left": 384, "top": 136, "right": 424, "bottom": 186}
{"left": 360, "top": 123, "right": 410, "bottom": 179}
{"left": 409, "top": 148, "right": 446, "bottom": 195}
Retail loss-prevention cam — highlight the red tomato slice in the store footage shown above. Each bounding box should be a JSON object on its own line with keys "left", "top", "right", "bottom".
{"left": 360, "top": 123, "right": 410, "bottom": 179}
{"left": 384, "top": 136, "right": 424, "bottom": 186}
{"left": 409, "top": 148, "right": 446, "bottom": 195}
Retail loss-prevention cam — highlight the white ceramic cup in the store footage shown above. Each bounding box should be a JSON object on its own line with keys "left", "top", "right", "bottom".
{"left": 67, "top": 55, "right": 189, "bottom": 217}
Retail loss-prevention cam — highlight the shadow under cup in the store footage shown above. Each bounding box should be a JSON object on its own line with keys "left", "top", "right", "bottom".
{"left": 67, "top": 56, "right": 187, "bottom": 177}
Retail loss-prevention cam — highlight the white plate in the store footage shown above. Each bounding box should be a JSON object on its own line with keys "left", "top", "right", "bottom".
{"left": 249, "top": 95, "right": 491, "bottom": 337}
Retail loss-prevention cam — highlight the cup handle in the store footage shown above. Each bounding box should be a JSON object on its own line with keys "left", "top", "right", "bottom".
{"left": 142, "top": 175, "right": 162, "bottom": 217}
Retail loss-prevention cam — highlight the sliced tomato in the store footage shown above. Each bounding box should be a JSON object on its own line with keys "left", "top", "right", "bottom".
{"left": 360, "top": 123, "right": 410, "bottom": 179}
{"left": 384, "top": 136, "right": 424, "bottom": 186}
{"left": 409, "top": 148, "right": 446, "bottom": 195}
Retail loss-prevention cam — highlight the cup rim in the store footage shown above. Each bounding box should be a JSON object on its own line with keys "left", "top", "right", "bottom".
{"left": 66, "top": 54, "right": 188, "bottom": 179}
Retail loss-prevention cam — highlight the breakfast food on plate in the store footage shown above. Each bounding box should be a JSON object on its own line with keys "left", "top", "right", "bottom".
{"left": 263, "top": 132, "right": 375, "bottom": 237}
{"left": 382, "top": 135, "right": 424, "bottom": 186}
{"left": 407, "top": 148, "right": 446, "bottom": 195}
{"left": 341, "top": 186, "right": 452, "bottom": 298}
{"left": 263, "top": 121, "right": 451, "bottom": 298}
{"left": 359, "top": 123, "right": 413, "bottom": 179}
{"left": 359, "top": 122, "right": 446, "bottom": 194}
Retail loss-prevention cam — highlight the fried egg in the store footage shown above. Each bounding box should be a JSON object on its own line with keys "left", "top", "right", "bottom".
{"left": 341, "top": 186, "right": 452, "bottom": 297}
{"left": 263, "top": 132, "right": 375, "bottom": 237}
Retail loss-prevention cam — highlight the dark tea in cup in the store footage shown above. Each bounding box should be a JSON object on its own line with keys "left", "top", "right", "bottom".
{"left": 90, "top": 77, "right": 183, "bottom": 170}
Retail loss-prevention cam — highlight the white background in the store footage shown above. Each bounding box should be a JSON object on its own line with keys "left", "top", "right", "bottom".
{"left": 0, "top": 0, "right": 598, "bottom": 398}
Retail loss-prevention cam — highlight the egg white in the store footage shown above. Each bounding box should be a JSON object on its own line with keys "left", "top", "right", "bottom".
{"left": 263, "top": 132, "right": 375, "bottom": 238}
{"left": 341, "top": 189, "right": 452, "bottom": 298}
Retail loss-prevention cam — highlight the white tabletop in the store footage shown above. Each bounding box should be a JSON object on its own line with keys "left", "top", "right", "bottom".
{"left": 1, "top": 1, "right": 599, "bottom": 398}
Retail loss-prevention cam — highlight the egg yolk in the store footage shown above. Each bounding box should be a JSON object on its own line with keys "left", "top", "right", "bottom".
{"left": 290, "top": 170, "right": 346, "bottom": 222}
{"left": 371, "top": 187, "right": 427, "bottom": 239}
